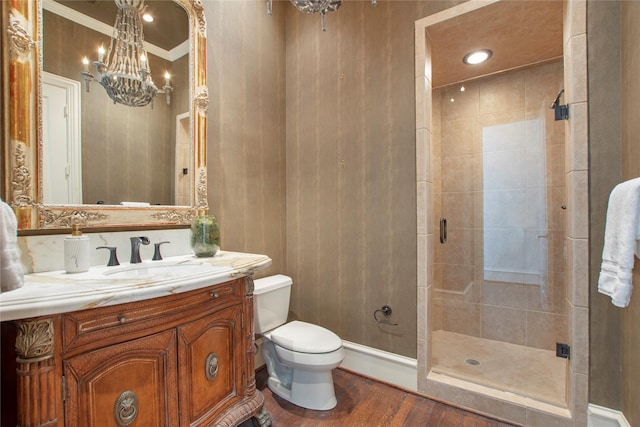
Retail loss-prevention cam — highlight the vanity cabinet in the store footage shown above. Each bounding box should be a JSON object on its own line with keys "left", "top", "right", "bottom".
{"left": 1, "top": 276, "right": 271, "bottom": 427}
{"left": 64, "top": 329, "right": 179, "bottom": 426}
{"left": 177, "top": 305, "right": 242, "bottom": 426}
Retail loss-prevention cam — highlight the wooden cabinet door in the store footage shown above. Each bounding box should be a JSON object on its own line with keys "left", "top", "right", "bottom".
{"left": 177, "top": 305, "right": 243, "bottom": 426}
{"left": 64, "top": 330, "right": 179, "bottom": 427}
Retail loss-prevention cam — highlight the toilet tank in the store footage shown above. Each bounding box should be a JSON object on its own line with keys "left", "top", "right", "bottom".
{"left": 253, "top": 274, "right": 292, "bottom": 334}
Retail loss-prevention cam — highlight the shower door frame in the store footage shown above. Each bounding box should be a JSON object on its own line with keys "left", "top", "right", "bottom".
{"left": 415, "top": 0, "right": 589, "bottom": 425}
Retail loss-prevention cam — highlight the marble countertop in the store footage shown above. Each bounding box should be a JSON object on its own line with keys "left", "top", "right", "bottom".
{"left": 0, "top": 251, "right": 272, "bottom": 322}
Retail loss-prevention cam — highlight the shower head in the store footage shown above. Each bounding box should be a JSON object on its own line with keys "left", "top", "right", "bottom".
{"left": 550, "top": 89, "right": 569, "bottom": 120}
{"left": 550, "top": 89, "right": 565, "bottom": 109}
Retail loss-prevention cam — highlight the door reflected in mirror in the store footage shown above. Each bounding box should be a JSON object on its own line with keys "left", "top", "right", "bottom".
{"left": 42, "top": 0, "right": 190, "bottom": 206}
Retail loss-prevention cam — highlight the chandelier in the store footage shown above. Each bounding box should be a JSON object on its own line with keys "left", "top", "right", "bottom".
{"left": 267, "top": 0, "right": 377, "bottom": 32}
{"left": 80, "top": 0, "right": 172, "bottom": 107}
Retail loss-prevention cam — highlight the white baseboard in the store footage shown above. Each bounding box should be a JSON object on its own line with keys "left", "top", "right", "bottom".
{"left": 340, "top": 340, "right": 418, "bottom": 391}
{"left": 588, "top": 404, "right": 631, "bottom": 427}
{"left": 254, "top": 338, "right": 418, "bottom": 391}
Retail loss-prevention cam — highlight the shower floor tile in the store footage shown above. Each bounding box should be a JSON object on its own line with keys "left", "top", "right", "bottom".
{"left": 431, "top": 330, "right": 567, "bottom": 406}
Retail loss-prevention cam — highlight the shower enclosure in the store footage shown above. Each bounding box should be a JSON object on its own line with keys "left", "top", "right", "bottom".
{"left": 415, "top": 0, "right": 589, "bottom": 424}
{"left": 430, "top": 61, "right": 567, "bottom": 405}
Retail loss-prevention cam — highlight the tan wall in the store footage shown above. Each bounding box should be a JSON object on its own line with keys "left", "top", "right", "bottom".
{"left": 589, "top": 1, "right": 640, "bottom": 422}
{"left": 201, "top": 0, "right": 469, "bottom": 359}
{"left": 621, "top": 2, "right": 640, "bottom": 425}
{"left": 587, "top": 0, "right": 622, "bottom": 412}
{"left": 43, "top": 11, "right": 188, "bottom": 205}
{"left": 202, "top": 1, "right": 287, "bottom": 277}
{"left": 283, "top": 1, "right": 460, "bottom": 357}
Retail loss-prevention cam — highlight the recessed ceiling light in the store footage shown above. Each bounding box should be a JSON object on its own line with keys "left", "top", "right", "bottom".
{"left": 143, "top": 13, "right": 154, "bottom": 23}
{"left": 463, "top": 49, "right": 493, "bottom": 65}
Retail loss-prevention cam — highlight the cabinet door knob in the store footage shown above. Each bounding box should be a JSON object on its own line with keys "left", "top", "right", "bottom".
{"left": 205, "top": 352, "right": 219, "bottom": 381}
{"left": 209, "top": 291, "right": 219, "bottom": 299}
{"left": 118, "top": 315, "right": 127, "bottom": 324}
{"left": 114, "top": 390, "right": 138, "bottom": 426}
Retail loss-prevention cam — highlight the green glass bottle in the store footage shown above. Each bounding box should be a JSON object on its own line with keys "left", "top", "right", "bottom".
{"left": 191, "top": 210, "right": 220, "bottom": 257}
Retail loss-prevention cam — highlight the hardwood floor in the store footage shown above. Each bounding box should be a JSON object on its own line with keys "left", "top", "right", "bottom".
{"left": 243, "top": 368, "right": 518, "bottom": 426}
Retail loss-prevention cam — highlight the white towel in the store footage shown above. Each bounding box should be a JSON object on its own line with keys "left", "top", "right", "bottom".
{"left": 0, "top": 198, "right": 24, "bottom": 292}
{"left": 598, "top": 177, "right": 640, "bottom": 307}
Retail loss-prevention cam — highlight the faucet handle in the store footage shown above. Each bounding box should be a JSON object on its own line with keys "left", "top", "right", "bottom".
{"left": 152, "top": 241, "right": 171, "bottom": 261}
{"left": 96, "top": 246, "right": 119, "bottom": 266}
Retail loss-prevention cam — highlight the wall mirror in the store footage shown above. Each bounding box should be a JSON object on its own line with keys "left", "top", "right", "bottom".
{"left": 2, "top": 0, "right": 209, "bottom": 231}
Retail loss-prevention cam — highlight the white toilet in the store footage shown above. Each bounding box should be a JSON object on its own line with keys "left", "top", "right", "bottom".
{"left": 253, "top": 274, "right": 345, "bottom": 410}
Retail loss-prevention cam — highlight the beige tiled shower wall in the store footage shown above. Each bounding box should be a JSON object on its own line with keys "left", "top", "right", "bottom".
{"left": 431, "top": 61, "right": 567, "bottom": 352}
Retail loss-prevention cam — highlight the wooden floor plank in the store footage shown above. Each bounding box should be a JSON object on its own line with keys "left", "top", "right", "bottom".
{"left": 243, "top": 368, "right": 518, "bottom": 426}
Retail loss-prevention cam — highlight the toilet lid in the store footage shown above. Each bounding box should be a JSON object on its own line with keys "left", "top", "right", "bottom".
{"left": 269, "top": 321, "right": 342, "bottom": 354}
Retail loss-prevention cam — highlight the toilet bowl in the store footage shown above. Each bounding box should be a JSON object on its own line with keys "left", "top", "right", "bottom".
{"left": 254, "top": 275, "right": 345, "bottom": 410}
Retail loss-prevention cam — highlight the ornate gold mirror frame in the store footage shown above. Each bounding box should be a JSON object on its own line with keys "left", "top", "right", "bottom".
{"left": 1, "top": 0, "right": 208, "bottom": 231}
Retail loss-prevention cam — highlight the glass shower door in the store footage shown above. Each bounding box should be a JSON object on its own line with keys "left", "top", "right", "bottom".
{"left": 431, "top": 62, "right": 567, "bottom": 405}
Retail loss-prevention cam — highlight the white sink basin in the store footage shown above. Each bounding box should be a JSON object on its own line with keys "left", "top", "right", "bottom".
{"left": 101, "top": 261, "right": 217, "bottom": 280}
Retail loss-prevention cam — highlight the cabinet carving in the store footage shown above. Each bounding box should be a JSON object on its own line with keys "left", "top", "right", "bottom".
{"left": 64, "top": 330, "right": 179, "bottom": 427}
{"left": 177, "top": 305, "right": 242, "bottom": 425}
{"left": 1, "top": 277, "right": 271, "bottom": 427}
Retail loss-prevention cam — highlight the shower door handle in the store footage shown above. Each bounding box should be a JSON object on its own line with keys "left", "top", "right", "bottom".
{"left": 440, "top": 217, "right": 447, "bottom": 244}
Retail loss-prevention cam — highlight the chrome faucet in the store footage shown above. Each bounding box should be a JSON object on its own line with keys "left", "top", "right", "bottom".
{"left": 130, "top": 236, "right": 150, "bottom": 264}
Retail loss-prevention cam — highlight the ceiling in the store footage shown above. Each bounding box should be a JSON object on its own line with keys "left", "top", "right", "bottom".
{"left": 54, "top": 0, "right": 563, "bottom": 86}
{"left": 428, "top": 0, "right": 564, "bottom": 88}
{"left": 54, "top": 0, "right": 189, "bottom": 51}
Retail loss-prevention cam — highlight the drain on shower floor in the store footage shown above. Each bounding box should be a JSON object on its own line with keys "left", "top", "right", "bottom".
{"left": 465, "top": 358, "right": 480, "bottom": 366}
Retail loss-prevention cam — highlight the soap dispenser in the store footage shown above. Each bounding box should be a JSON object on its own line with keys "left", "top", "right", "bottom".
{"left": 64, "top": 224, "right": 90, "bottom": 273}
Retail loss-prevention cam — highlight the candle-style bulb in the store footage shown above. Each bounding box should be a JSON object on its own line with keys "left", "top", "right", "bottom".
{"left": 140, "top": 54, "right": 147, "bottom": 69}
{"left": 98, "top": 45, "right": 105, "bottom": 62}
{"left": 164, "top": 71, "right": 170, "bottom": 85}
{"left": 82, "top": 56, "right": 89, "bottom": 72}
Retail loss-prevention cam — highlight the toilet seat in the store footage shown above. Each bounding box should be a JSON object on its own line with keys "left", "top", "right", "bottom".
{"left": 267, "top": 321, "right": 342, "bottom": 354}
